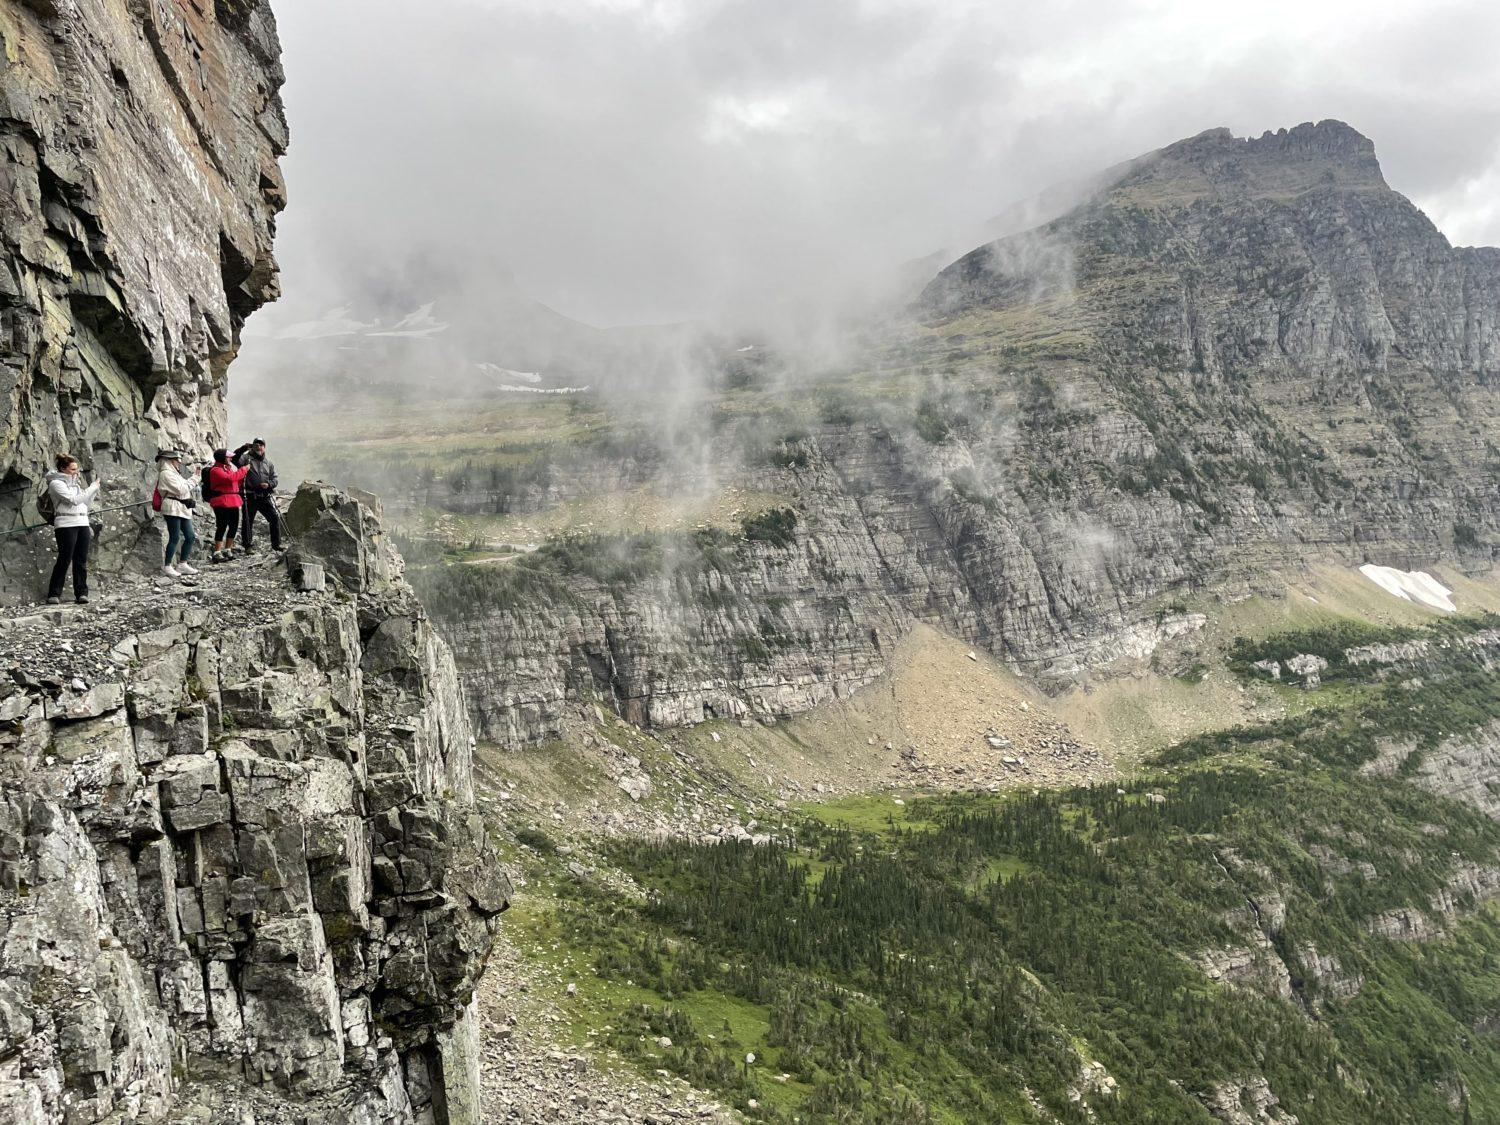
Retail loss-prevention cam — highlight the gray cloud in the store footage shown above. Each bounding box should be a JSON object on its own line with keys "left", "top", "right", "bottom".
{"left": 251, "top": 0, "right": 1500, "bottom": 336}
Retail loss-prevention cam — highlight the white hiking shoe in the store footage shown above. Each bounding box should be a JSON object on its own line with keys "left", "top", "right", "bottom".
{"left": 177, "top": 562, "right": 199, "bottom": 575}
{"left": 162, "top": 565, "right": 181, "bottom": 578}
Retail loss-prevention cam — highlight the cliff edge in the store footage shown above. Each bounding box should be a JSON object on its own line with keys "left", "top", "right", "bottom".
{"left": 0, "top": 0, "right": 286, "bottom": 595}
{"left": 0, "top": 483, "right": 509, "bottom": 1123}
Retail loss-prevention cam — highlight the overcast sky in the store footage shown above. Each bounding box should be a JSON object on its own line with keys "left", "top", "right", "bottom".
{"left": 254, "top": 0, "right": 1500, "bottom": 332}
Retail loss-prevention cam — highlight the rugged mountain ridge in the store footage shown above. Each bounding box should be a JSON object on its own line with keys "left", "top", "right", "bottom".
{"left": 0, "top": 0, "right": 286, "bottom": 595}
{"left": 230, "top": 121, "right": 1500, "bottom": 750}
{"left": 924, "top": 120, "right": 1500, "bottom": 375}
{"left": 414, "top": 120, "right": 1500, "bottom": 748}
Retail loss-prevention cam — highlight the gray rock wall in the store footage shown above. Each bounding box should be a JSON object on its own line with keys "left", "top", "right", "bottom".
{"left": 0, "top": 0, "right": 285, "bottom": 596}
{"left": 422, "top": 122, "right": 1500, "bottom": 750}
{"left": 0, "top": 486, "right": 508, "bottom": 1123}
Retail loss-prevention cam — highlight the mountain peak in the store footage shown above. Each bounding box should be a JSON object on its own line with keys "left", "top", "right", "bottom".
{"left": 1138, "top": 118, "right": 1386, "bottom": 193}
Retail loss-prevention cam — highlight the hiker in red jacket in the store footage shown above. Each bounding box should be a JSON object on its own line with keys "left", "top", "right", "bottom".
{"left": 207, "top": 448, "right": 249, "bottom": 563}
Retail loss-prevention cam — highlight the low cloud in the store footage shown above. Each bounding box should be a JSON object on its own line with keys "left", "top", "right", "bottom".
{"left": 249, "top": 0, "right": 1500, "bottom": 339}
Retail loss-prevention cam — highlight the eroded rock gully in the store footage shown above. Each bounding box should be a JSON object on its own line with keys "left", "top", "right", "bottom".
{"left": 0, "top": 485, "right": 509, "bottom": 1123}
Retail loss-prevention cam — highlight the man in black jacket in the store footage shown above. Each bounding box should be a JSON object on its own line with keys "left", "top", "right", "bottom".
{"left": 234, "top": 438, "right": 282, "bottom": 552}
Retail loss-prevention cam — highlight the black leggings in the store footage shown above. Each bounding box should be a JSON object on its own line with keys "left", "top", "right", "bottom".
{"left": 48, "top": 525, "right": 91, "bottom": 599}
{"left": 214, "top": 508, "right": 240, "bottom": 543}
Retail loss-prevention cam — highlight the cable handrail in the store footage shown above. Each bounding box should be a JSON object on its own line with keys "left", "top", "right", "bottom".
{"left": 0, "top": 500, "right": 152, "bottom": 538}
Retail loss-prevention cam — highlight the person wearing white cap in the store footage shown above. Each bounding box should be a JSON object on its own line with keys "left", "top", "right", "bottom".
{"left": 155, "top": 450, "right": 200, "bottom": 578}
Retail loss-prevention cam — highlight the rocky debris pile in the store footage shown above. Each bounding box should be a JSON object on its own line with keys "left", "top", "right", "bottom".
{"left": 0, "top": 484, "right": 508, "bottom": 1124}
{"left": 478, "top": 718, "right": 792, "bottom": 860}
{"left": 889, "top": 710, "right": 1106, "bottom": 791}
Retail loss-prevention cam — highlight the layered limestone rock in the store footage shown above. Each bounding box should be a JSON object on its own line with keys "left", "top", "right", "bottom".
{"left": 1364, "top": 862, "right": 1500, "bottom": 943}
{"left": 1406, "top": 721, "right": 1500, "bottom": 821}
{"left": 0, "top": 485, "right": 507, "bottom": 1123}
{"left": 421, "top": 424, "right": 1213, "bottom": 747}
{"left": 0, "top": 0, "right": 286, "bottom": 595}
{"left": 1364, "top": 720, "right": 1500, "bottom": 823}
{"left": 416, "top": 121, "right": 1500, "bottom": 749}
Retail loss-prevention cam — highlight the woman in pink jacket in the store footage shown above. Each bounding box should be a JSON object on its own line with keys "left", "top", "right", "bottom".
{"left": 207, "top": 448, "right": 249, "bottom": 563}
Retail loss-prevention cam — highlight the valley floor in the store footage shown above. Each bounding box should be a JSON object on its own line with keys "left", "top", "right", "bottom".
{"left": 469, "top": 569, "right": 1500, "bottom": 1124}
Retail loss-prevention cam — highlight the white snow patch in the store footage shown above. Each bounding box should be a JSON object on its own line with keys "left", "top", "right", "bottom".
{"left": 367, "top": 302, "right": 449, "bottom": 338}
{"left": 1358, "top": 564, "right": 1456, "bottom": 613}
{"left": 271, "top": 305, "right": 373, "bottom": 340}
{"left": 270, "top": 301, "right": 449, "bottom": 341}
{"left": 476, "top": 362, "right": 543, "bottom": 383}
{"left": 497, "top": 383, "right": 591, "bottom": 395}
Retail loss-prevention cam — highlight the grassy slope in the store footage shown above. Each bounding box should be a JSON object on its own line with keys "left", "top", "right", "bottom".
{"left": 495, "top": 612, "right": 1500, "bottom": 1124}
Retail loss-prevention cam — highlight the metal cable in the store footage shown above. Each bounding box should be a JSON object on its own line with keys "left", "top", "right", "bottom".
{"left": 0, "top": 500, "right": 151, "bottom": 538}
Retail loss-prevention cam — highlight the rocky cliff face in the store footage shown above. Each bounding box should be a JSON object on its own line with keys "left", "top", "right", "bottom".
{"left": 0, "top": 484, "right": 507, "bottom": 1123}
{"left": 927, "top": 121, "right": 1500, "bottom": 378}
{"left": 414, "top": 121, "right": 1500, "bottom": 748}
{"left": 0, "top": 0, "right": 285, "bottom": 596}
{"left": 421, "top": 423, "right": 1211, "bottom": 748}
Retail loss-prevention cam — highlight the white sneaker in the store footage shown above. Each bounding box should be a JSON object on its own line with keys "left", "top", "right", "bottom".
{"left": 162, "top": 565, "right": 181, "bottom": 578}
{"left": 177, "top": 562, "right": 199, "bottom": 575}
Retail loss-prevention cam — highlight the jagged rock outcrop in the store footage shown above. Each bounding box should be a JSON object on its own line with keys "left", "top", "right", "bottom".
{"left": 1365, "top": 861, "right": 1500, "bottom": 942}
{"left": 1366, "top": 703, "right": 1500, "bottom": 823}
{"left": 1294, "top": 943, "right": 1363, "bottom": 1004}
{"left": 1202, "top": 1076, "right": 1300, "bottom": 1125}
{"left": 0, "top": 485, "right": 508, "bottom": 1123}
{"left": 0, "top": 0, "right": 286, "bottom": 596}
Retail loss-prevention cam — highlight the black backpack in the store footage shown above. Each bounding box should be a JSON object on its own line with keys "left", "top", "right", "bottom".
{"left": 201, "top": 465, "right": 216, "bottom": 499}
{"left": 37, "top": 485, "right": 56, "bottom": 524}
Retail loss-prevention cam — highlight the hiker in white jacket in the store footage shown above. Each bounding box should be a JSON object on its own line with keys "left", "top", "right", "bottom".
{"left": 45, "top": 452, "right": 100, "bottom": 604}
{"left": 155, "top": 450, "right": 200, "bottom": 578}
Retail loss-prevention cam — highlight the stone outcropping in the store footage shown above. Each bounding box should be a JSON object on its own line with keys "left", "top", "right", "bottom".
{"left": 0, "top": 485, "right": 508, "bottom": 1123}
{"left": 0, "top": 0, "right": 286, "bottom": 596}
{"left": 1202, "top": 1076, "right": 1300, "bottom": 1125}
